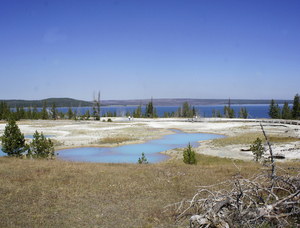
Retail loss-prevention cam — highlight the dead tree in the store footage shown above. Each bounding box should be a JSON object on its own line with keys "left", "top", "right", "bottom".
{"left": 93, "top": 90, "right": 101, "bottom": 120}
{"left": 165, "top": 122, "right": 300, "bottom": 227}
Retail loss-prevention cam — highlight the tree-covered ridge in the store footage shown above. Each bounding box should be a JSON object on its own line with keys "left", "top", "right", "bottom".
{"left": 1, "top": 98, "right": 93, "bottom": 108}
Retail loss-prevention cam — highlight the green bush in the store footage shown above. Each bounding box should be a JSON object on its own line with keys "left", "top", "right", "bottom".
{"left": 1, "top": 117, "right": 26, "bottom": 157}
{"left": 138, "top": 152, "right": 148, "bottom": 164}
{"left": 250, "top": 137, "right": 265, "bottom": 162}
{"left": 183, "top": 143, "right": 197, "bottom": 164}
{"left": 29, "top": 131, "right": 56, "bottom": 159}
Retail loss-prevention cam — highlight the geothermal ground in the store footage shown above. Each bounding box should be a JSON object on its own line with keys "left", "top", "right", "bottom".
{"left": 1, "top": 117, "right": 300, "bottom": 161}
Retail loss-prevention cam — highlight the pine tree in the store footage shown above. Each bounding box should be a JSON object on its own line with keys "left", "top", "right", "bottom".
{"left": 243, "top": 107, "right": 248, "bottom": 119}
{"left": 51, "top": 102, "right": 57, "bottom": 120}
{"left": 32, "top": 105, "right": 38, "bottom": 119}
{"left": 212, "top": 109, "right": 216, "bottom": 117}
{"left": 268, "top": 99, "right": 279, "bottom": 119}
{"left": 153, "top": 108, "right": 158, "bottom": 118}
{"left": 223, "top": 98, "right": 235, "bottom": 118}
{"left": 29, "top": 131, "right": 55, "bottom": 159}
{"left": 147, "top": 97, "right": 154, "bottom": 118}
{"left": 137, "top": 152, "right": 148, "bottom": 164}
{"left": 41, "top": 100, "right": 49, "bottom": 119}
{"left": 292, "top": 94, "right": 300, "bottom": 120}
{"left": 15, "top": 106, "right": 20, "bottom": 120}
{"left": 282, "top": 102, "right": 291, "bottom": 119}
{"left": 27, "top": 106, "right": 32, "bottom": 119}
{"left": 1, "top": 117, "right": 26, "bottom": 157}
{"left": 192, "top": 106, "right": 196, "bottom": 116}
{"left": 67, "top": 107, "right": 73, "bottom": 119}
{"left": 0, "top": 101, "right": 10, "bottom": 120}
{"left": 183, "top": 143, "right": 197, "bottom": 164}
{"left": 250, "top": 137, "right": 265, "bottom": 162}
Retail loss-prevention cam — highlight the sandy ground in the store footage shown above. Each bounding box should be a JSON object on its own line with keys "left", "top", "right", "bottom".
{"left": 0, "top": 117, "right": 300, "bottom": 161}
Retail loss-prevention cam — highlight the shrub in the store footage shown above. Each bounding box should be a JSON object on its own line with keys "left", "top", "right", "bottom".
{"left": 183, "top": 143, "right": 197, "bottom": 164}
{"left": 107, "top": 118, "right": 112, "bottom": 122}
{"left": 137, "top": 152, "right": 148, "bottom": 164}
{"left": 29, "top": 131, "right": 56, "bottom": 159}
{"left": 250, "top": 137, "right": 265, "bottom": 162}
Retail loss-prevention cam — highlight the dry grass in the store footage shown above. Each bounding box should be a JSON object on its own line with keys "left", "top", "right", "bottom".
{"left": 99, "top": 136, "right": 135, "bottom": 144}
{"left": 211, "top": 132, "right": 300, "bottom": 147}
{"left": 2, "top": 156, "right": 298, "bottom": 227}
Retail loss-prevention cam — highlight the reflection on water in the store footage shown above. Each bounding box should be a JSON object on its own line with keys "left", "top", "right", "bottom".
{"left": 25, "top": 135, "right": 54, "bottom": 139}
{"left": 57, "top": 129, "right": 225, "bottom": 163}
{"left": 0, "top": 147, "right": 5, "bottom": 156}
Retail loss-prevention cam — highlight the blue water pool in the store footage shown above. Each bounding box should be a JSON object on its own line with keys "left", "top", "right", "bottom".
{"left": 57, "top": 129, "right": 225, "bottom": 163}
{"left": 25, "top": 135, "right": 54, "bottom": 139}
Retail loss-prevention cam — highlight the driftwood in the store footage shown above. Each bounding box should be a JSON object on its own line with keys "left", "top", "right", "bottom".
{"left": 240, "top": 148, "right": 251, "bottom": 151}
{"left": 165, "top": 123, "right": 300, "bottom": 227}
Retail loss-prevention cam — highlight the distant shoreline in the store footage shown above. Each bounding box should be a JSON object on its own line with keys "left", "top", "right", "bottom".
{"left": 1, "top": 98, "right": 293, "bottom": 108}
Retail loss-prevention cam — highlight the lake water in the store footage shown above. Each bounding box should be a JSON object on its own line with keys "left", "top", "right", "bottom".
{"left": 57, "top": 129, "right": 225, "bottom": 163}
{"left": 54, "top": 104, "right": 290, "bottom": 118}
{"left": 16, "top": 104, "right": 291, "bottom": 118}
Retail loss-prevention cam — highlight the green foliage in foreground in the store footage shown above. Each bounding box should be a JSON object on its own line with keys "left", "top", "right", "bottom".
{"left": 1, "top": 117, "right": 26, "bottom": 157}
{"left": 138, "top": 152, "right": 148, "bottom": 164}
{"left": 250, "top": 137, "right": 265, "bottom": 162}
{"left": 28, "top": 131, "right": 55, "bottom": 159}
{"left": 183, "top": 143, "right": 197, "bottom": 164}
{"left": 1, "top": 120, "right": 55, "bottom": 159}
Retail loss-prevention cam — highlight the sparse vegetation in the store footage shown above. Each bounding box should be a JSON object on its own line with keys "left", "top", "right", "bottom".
{"left": 99, "top": 136, "right": 134, "bottom": 144}
{"left": 1, "top": 155, "right": 292, "bottom": 227}
{"left": 211, "top": 132, "right": 299, "bottom": 147}
{"left": 166, "top": 124, "right": 300, "bottom": 227}
{"left": 137, "top": 152, "right": 148, "bottom": 164}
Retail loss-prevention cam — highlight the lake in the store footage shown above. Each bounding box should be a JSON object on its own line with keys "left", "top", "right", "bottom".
{"left": 14, "top": 104, "right": 291, "bottom": 119}
{"left": 57, "top": 129, "right": 225, "bottom": 163}
{"left": 55, "top": 104, "right": 290, "bottom": 118}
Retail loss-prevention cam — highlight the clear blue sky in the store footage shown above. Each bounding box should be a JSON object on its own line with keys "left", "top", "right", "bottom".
{"left": 1, "top": 0, "right": 300, "bottom": 101}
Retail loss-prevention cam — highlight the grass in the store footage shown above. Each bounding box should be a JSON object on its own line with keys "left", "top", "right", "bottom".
{"left": 211, "top": 132, "right": 300, "bottom": 147}
{"left": 99, "top": 136, "right": 135, "bottom": 144}
{"left": 2, "top": 156, "right": 298, "bottom": 227}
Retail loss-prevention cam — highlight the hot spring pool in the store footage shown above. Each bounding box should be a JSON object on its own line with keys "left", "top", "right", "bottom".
{"left": 57, "top": 129, "right": 225, "bottom": 163}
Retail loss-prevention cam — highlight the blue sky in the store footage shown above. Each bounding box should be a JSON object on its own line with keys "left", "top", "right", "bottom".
{"left": 1, "top": 0, "right": 300, "bottom": 101}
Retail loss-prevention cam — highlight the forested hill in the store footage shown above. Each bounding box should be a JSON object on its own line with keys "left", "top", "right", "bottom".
{"left": 1, "top": 98, "right": 93, "bottom": 108}
{"left": 1, "top": 98, "right": 292, "bottom": 108}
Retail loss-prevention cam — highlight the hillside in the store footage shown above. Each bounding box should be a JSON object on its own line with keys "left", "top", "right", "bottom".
{"left": 1, "top": 98, "right": 93, "bottom": 108}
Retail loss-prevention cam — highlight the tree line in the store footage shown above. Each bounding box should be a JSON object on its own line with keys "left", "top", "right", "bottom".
{"left": 211, "top": 98, "right": 248, "bottom": 119}
{"left": 268, "top": 93, "right": 300, "bottom": 119}
{"left": 2, "top": 95, "right": 299, "bottom": 121}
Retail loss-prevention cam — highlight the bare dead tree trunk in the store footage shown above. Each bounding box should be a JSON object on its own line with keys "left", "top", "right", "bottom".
{"left": 93, "top": 90, "right": 101, "bottom": 120}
